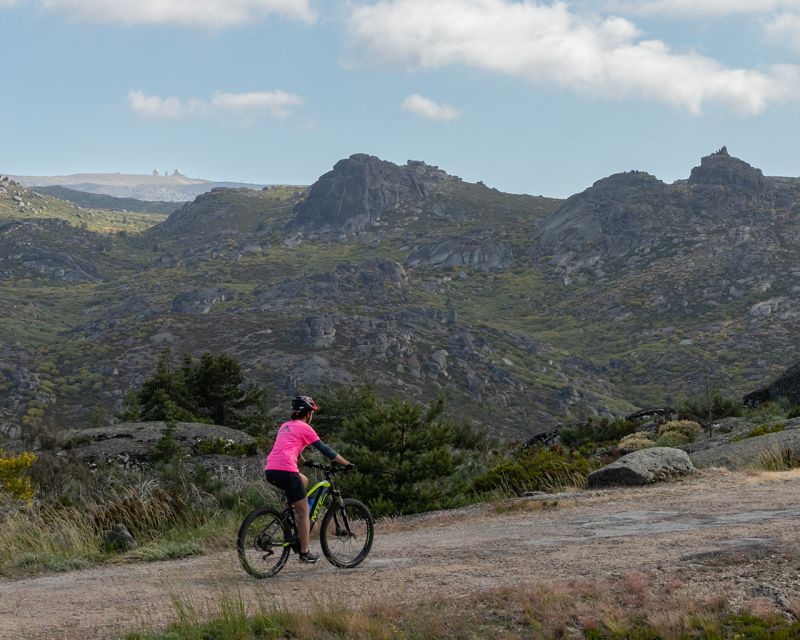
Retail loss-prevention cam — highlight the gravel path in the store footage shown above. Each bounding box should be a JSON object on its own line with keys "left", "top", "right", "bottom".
{"left": 2, "top": 469, "right": 799, "bottom": 639}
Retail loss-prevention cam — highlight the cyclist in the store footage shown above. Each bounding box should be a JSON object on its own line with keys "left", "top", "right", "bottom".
{"left": 264, "top": 395, "right": 353, "bottom": 564}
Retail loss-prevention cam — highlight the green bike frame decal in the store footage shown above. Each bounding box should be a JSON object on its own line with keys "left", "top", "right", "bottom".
{"left": 306, "top": 480, "right": 330, "bottom": 500}
{"left": 307, "top": 480, "right": 330, "bottom": 525}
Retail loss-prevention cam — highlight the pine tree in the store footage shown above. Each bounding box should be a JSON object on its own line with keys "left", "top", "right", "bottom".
{"left": 138, "top": 349, "right": 196, "bottom": 422}
{"left": 182, "top": 352, "right": 262, "bottom": 427}
{"left": 338, "top": 394, "right": 465, "bottom": 516}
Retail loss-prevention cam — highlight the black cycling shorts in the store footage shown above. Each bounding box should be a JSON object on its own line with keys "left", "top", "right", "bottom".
{"left": 264, "top": 469, "right": 306, "bottom": 504}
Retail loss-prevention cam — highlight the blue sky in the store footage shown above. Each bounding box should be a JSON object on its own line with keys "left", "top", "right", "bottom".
{"left": 1, "top": 0, "right": 800, "bottom": 197}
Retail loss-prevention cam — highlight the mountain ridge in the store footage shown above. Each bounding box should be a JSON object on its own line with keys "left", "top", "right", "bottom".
{"left": 2, "top": 149, "right": 800, "bottom": 442}
{"left": 8, "top": 172, "right": 268, "bottom": 202}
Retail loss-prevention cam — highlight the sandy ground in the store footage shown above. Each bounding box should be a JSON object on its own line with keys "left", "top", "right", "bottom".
{"left": 1, "top": 469, "right": 799, "bottom": 639}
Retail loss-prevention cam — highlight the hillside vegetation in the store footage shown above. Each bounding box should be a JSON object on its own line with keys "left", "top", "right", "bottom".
{"left": 34, "top": 185, "right": 183, "bottom": 215}
{"left": 2, "top": 149, "right": 800, "bottom": 443}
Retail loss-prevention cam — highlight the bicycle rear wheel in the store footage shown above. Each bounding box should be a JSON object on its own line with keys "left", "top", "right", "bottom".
{"left": 320, "top": 498, "right": 374, "bottom": 568}
{"left": 237, "top": 507, "right": 292, "bottom": 578}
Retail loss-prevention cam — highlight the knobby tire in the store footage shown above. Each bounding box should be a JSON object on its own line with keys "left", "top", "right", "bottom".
{"left": 237, "top": 507, "right": 292, "bottom": 579}
{"left": 320, "top": 498, "right": 374, "bottom": 568}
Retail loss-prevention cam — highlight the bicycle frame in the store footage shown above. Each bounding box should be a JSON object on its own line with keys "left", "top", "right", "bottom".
{"left": 306, "top": 479, "right": 331, "bottom": 530}
{"left": 279, "top": 470, "right": 342, "bottom": 546}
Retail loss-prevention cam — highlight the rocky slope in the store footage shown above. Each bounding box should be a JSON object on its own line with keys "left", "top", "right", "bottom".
{"left": 3, "top": 149, "right": 800, "bottom": 442}
{"left": 526, "top": 147, "right": 800, "bottom": 402}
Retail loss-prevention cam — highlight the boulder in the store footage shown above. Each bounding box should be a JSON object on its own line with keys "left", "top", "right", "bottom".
{"left": 60, "top": 421, "right": 256, "bottom": 468}
{"left": 103, "top": 523, "right": 137, "bottom": 552}
{"left": 301, "top": 315, "right": 336, "bottom": 348}
{"left": 688, "top": 425, "right": 800, "bottom": 470}
{"left": 257, "top": 258, "right": 408, "bottom": 310}
{"left": 743, "top": 361, "right": 800, "bottom": 407}
{"left": 171, "top": 288, "right": 235, "bottom": 314}
{"left": 289, "top": 154, "right": 451, "bottom": 232}
{"left": 406, "top": 237, "right": 513, "bottom": 271}
{"left": 688, "top": 147, "right": 767, "bottom": 191}
{"left": 533, "top": 171, "right": 670, "bottom": 259}
{"left": 588, "top": 447, "right": 695, "bottom": 488}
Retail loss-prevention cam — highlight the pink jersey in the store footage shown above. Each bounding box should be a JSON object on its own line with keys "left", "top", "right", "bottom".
{"left": 265, "top": 420, "right": 320, "bottom": 472}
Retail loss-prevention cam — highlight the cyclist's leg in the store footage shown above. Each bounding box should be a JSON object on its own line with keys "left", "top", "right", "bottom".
{"left": 293, "top": 496, "right": 311, "bottom": 553}
{"left": 266, "top": 470, "right": 313, "bottom": 555}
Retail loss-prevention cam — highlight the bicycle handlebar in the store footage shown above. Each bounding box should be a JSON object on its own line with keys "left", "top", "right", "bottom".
{"left": 302, "top": 460, "right": 355, "bottom": 474}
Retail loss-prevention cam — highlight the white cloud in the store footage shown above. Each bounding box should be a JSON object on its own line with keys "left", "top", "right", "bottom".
{"left": 211, "top": 91, "right": 304, "bottom": 119}
{"left": 401, "top": 94, "right": 460, "bottom": 121}
{"left": 128, "top": 90, "right": 304, "bottom": 120}
{"left": 128, "top": 91, "right": 205, "bottom": 119}
{"left": 604, "top": 0, "right": 800, "bottom": 17}
{"left": 26, "top": 0, "right": 315, "bottom": 27}
{"left": 0, "top": 0, "right": 21, "bottom": 7}
{"left": 765, "top": 12, "right": 800, "bottom": 52}
{"left": 347, "top": 0, "right": 800, "bottom": 115}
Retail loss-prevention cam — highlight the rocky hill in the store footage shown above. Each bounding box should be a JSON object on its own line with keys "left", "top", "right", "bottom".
{"left": 2, "top": 149, "right": 800, "bottom": 442}
{"left": 0, "top": 175, "right": 167, "bottom": 234}
{"left": 527, "top": 147, "right": 800, "bottom": 403}
{"left": 34, "top": 186, "right": 183, "bottom": 215}
{"left": 9, "top": 172, "right": 266, "bottom": 202}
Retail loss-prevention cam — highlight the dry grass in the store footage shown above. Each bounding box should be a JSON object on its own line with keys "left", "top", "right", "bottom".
{"left": 0, "top": 482, "right": 201, "bottom": 574}
{"left": 124, "top": 573, "right": 800, "bottom": 640}
{"left": 746, "top": 445, "right": 800, "bottom": 472}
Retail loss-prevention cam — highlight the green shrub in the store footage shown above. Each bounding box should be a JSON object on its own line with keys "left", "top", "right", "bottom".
{"left": 679, "top": 390, "right": 742, "bottom": 420}
{"left": 743, "top": 423, "right": 785, "bottom": 439}
{"left": 558, "top": 418, "right": 638, "bottom": 451}
{"left": 149, "top": 419, "right": 186, "bottom": 465}
{"left": 788, "top": 405, "right": 800, "bottom": 419}
{"left": 472, "top": 446, "right": 594, "bottom": 495}
{"left": 194, "top": 438, "right": 257, "bottom": 457}
{"left": 655, "top": 432, "right": 690, "bottom": 448}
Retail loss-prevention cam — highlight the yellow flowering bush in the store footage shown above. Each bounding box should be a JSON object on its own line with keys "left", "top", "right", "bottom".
{"left": 0, "top": 449, "right": 37, "bottom": 501}
{"left": 618, "top": 432, "right": 656, "bottom": 450}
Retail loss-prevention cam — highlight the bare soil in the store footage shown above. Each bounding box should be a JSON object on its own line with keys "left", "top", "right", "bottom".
{"left": 2, "top": 469, "right": 800, "bottom": 640}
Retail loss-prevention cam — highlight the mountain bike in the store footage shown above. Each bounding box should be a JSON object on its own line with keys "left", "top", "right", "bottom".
{"left": 237, "top": 461, "right": 374, "bottom": 578}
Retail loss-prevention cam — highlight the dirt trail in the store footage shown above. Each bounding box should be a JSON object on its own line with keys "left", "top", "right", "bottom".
{"left": 2, "top": 469, "right": 800, "bottom": 640}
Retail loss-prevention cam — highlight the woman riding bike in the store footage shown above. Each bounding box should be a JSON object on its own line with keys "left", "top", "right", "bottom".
{"left": 264, "top": 395, "right": 353, "bottom": 564}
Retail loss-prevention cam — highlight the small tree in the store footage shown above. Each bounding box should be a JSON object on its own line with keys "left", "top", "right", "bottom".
{"left": 337, "top": 394, "right": 473, "bottom": 516}
{"left": 313, "top": 386, "right": 382, "bottom": 439}
{"left": 138, "top": 349, "right": 196, "bottom": 422}
{"left": 133, "top": 349, "right": 264, "bottom": 428}
{"left": 182, "top": 353, "right": 261, "bottom": 427}
{"left": 149, "top": 410, "right": 185, "bottom": 465}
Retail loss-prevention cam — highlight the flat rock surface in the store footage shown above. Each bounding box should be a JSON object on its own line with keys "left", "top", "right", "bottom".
{"left": 2, "top": 469, "right": 800, "bottom": 639}
{"left": 684, "top": 417, "right": 800, "bottom": 469}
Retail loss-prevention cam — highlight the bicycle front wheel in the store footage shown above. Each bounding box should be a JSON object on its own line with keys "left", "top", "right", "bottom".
{"left": 237, "top": 507, "right": 292, "bottom": 578}
{"left": 320, "top": 498, "right": 374, "bottom": 568}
